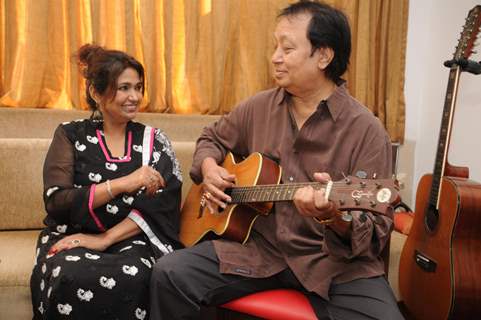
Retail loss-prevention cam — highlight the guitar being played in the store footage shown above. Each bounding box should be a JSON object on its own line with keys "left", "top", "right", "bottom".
{"left": 181, "top": 152, "right": 401, "bottom": 247}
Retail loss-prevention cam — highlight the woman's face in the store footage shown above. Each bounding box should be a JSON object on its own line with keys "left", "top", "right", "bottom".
{"left": 99, "top": 67, "right": 143, "bottom": 123}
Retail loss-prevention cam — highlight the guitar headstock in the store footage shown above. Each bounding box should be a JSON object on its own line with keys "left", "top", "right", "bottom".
{"left": 329, "top": 176, "right": 401, "bottom": 216}
{"left": 453, "top": 5, "right": 481, "bottom": 60}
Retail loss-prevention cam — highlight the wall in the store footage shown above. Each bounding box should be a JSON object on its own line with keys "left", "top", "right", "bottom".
{"left": 401, "top": 0, "right": 481, "bottom": 207}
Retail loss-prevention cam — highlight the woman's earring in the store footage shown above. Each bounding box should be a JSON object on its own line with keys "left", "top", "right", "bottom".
{"left": 92, "top": 102, "right": 103, "bottom": 120}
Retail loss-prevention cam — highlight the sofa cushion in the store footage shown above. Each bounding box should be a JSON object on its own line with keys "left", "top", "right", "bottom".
{"left": 0, "top": 286, "right": 33, "bottom": 319}
{"left": 0, "top": 139, "right": 50, "bottom": 230}
{"left": 0, "top": 108, "right": 220, "bottom": 141}
{"left": 0, "top": 230, "right": 40, "bottom": 287}
{"left": 0, "top": 138, "right": 196, "bottom": 230}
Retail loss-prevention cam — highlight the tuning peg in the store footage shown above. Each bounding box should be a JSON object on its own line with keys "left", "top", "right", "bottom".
{"left": 375, "top": 182, "right": 382, "bottom": 189}
{"left": 372, "top": 173, "right": 377, "bottom": 179}
{"left": 370, "top": 200, "right": 377, "bottom": 207}
{"left": 360, "top": 181, "right": 366, "bottom": 188}
{"left": 344, "top": 177, "right": 352, "bottom": 185}
{"left": 354, "top": 198, "right": 361, "bottom": 205}
{"left": 339, "top": 199, "right": 346, "bottom": 206}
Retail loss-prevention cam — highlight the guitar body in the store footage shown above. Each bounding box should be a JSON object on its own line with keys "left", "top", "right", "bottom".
{"left": 180, "top": 153, "right": 281, "bottom": 247}
{"left": 399, "top": 174, "right": 481, "bottom": 319}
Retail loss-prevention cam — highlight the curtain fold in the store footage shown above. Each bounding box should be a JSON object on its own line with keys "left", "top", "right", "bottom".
{"left": 0, "top": 0, "right": 408, "bottom": 142}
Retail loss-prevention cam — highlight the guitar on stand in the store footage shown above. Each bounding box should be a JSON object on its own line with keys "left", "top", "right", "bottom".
{"left": 399, "top": 6, "right": 481, "bottom": 319}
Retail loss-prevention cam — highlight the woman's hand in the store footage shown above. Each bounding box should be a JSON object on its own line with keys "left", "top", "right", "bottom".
{"left": 48, "top": 233, "right": 111, "bottom": 255}
{"left": 201, "top": 157, "right": 236, "bottom": 213}
{"left": 121, "top": 165, "right": 165, "bottom": 196}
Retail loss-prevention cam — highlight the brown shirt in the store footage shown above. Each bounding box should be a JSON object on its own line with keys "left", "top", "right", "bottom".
{"left": 190, "top": 84, "right": 393, "bottom": 299}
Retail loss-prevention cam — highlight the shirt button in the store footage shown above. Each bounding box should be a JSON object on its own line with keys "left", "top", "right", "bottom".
{"left": 289, "top": 176, "right": 294, "bottom": 182}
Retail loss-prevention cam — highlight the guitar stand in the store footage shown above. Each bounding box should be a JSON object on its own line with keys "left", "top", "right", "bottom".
{"left": 444, "top": 58, "right": 481, "bottom": 74}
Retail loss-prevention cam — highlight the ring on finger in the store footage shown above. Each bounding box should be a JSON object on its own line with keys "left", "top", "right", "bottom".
{"left": 71, "top": 239, "right": 81, "bottom": 246}
{"left": 204, "top": 192, "right": 211, "bottom": 200}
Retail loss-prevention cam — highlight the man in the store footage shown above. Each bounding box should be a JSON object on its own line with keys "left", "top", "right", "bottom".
{"left": 150, "top": 1, "right": 403, "bottom": 319}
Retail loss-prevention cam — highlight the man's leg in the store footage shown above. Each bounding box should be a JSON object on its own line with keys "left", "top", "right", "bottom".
{"left": 149, "top": 241, "right": 284, "bottom": 320}
{"left": 308, "top": 276, "right": 404, "bottom": 320}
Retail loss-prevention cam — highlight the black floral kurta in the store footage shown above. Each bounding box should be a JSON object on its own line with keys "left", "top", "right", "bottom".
{"left": 30, "top": 119, "right": 183, "bottom": 319}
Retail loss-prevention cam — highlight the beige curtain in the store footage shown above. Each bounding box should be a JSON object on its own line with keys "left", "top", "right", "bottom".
{"left": 0, "top": 0, "right": 408, "bottom": 142}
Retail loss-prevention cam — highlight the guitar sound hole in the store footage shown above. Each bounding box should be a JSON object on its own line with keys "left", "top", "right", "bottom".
{"left": 424, "top": 205, "right": 439, "bottom": 232}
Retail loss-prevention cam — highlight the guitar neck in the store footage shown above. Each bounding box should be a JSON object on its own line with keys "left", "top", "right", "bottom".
{"left": 226, "top": 178, "right": 396, "bottom": 213}
{"left": 429, "top": 67, "right": 461, "bottom": 208}
{"left": 227, "top": 182, "right": 321, "bottom": 204}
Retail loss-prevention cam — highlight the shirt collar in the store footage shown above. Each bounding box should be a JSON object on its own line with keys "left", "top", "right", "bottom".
{"left": 322, "top": 81, "right": 348, "bottom": 122}
{"left": 275, "top": 81, "right": 349, "bottom": 122}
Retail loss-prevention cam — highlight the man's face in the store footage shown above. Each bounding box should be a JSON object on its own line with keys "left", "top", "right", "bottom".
{"left": 271, "top": 13, "right": 323, "bottom": 94}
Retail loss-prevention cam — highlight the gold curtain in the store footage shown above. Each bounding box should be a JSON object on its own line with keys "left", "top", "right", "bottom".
{"left": 0, "top": 0, "right": 408, "bottom": 142}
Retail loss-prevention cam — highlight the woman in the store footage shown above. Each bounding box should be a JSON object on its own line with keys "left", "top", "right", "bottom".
{"left": 30, "top": 44, "right": 183, "bottom": 319}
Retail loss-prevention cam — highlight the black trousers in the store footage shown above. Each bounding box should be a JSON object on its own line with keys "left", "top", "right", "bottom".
{"left": 150, "top": 241, "right": 404, "bottom": 320}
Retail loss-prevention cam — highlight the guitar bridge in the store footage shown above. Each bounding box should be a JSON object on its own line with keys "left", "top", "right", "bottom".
{"left": 414, "top": 250, "right": 437, "bottom": 272}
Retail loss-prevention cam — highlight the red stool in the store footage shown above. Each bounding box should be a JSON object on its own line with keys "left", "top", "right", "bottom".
{"left": 221, "top": 289, "right": 317, "bottom": 320}
{"left": 219, "top": 237, "right": 393, "bottom": 320}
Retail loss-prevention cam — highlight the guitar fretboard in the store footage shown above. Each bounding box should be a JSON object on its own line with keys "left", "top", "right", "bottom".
{"left": 429, "top": 67, "right": 460, "bottom": 208}
{"left": 226, "top": 180, "right": 382, "bottom": 204}
{"left": 227, "top": 182, "right": 322, "bottom": 203}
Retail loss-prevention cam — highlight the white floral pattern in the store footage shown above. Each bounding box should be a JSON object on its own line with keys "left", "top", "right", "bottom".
{"left": 65, "top": 255, "right": 81, "bottom": 262}
{"left": 56, "top": 225, "right": 67, "bottom": 233}
{"left": 57, "top": 303, "right": 73, "bottom": 315}
{"left": 75, "top": 141, "right": 86, "bottom": 152}
{"left": 119, "top": 246, "right": 132, "bottom": 252}
{"left": 106, "top": 204, "right": 119, "bottom": 214}
{"left": 135, "top": 308, "right": 147, "bottom": 320}
{"left": 122, "top": 265, "right": 138, "bottom": 276}
{"left": 86, "top": 135, "right": 98, "bottom": 144}
{"left": 88, "top": 172, "right": 102, "bottom": 183}
{"left": 41, "top": 235, "right": 49, "bottom": 244}
{"left": 99, "top": 276, "right": 116, "bottom": 290}
{"left": 122, "top": 195, "right": 134, "bottom": 205}
{"left": 140, "top": 258, "right": 152, "bottom": 269}
{"left": 46, "top": 186, "right": 59, "bottom": 197}
{"left": 85, "top": 253, "right": 100, "bottom": 260}
{"left": 105, "top": 162, "right": 118, "bottom": 171}
{"left": 52, "top": 266, "right": 61, "bottom": 277}
{"left": 152, "top": 151, "right": 161, "bottom": 164}
{"left": 77, "top": 288, "right": 94, "bottom": 302}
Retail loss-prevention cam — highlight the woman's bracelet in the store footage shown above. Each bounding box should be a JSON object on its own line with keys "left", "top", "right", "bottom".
{"left": 106, "top": 179, "right": 114, "bottom": 199}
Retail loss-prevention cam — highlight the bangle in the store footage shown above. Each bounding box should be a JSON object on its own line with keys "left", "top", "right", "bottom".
{"left": 313, "top": 215, "right": 337, "bottom": 225}
{"left": 106, "top": 180, "right": 114, "bottom": 199}
{"left": 313, "top": 202, "right": 337, "bottom": 225}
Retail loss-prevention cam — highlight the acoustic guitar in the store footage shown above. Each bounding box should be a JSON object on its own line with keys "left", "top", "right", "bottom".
{"left": 180, "top": 152, "right": 400, "bottom": 247}
{"left": 399, "top": 6, "right": 481, "bottom": 319}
